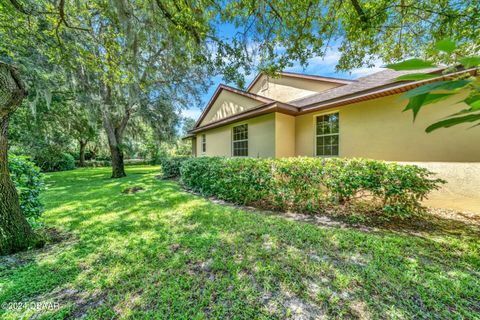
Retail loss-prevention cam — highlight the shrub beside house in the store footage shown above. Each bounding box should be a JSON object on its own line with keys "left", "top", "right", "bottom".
{"left": 173, "top": 157, "right": 444, "bottom": 219}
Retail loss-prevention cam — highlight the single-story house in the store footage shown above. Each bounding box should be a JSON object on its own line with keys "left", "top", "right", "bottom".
{"left": 185, "top": 69, "right": 480, "bottom": 212}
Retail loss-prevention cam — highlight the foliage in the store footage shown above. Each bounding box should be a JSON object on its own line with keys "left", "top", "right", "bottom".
{"left": 148, "top": 141, "right": 192, "bottom": 165}
{"left": 124, "top": 159, "right": 149, "bottom": 166}
{"left": 386, "top": 39, "right": 480, "bottom": 132}
{"left": 34, "top": 149, "right": 75, "bottom": 172}
{"left": 181, "top": 157, "right": 444, "bottom": 218}
{"left": 2, "top": 166, "right": 478, "bottom": 318}
{"left": 8, "top": 154, "right": 44, "bottom": 226}
{"left": 135, "top": 0, "right": 480, "bottom": 84}
{"left": 159, "top": 156, "right": 191, "bottom": 179}
{"left": 80, "top": 160, "right": 112, "bottom": 168}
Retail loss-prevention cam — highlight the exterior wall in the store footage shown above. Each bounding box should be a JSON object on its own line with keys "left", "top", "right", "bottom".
{"left": 400, "top": 162, "right": 480, "bottom": 212}
{"left": 295, "top": 93, "right": 480, "bottom": 162}
{"left": 275, "top": 113, "right": 296, "bottom": 157}
{"left": 200, "top": 90, "right": 263, "bottom": 126}
{"left": 249, "top": 74, "right": 342, "bottom": 103}
{"left": 196, "top": 113, "right": 276, "bottom": 158}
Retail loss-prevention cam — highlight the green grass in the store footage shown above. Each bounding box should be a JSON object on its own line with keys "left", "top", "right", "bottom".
{"left": 1, "top": 166, "right": 479, "bottom": 319}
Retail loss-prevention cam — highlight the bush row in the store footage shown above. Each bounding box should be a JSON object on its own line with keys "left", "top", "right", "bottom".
{"left": 9, "top": 155, "right": 45, "bottom": 226}
{"left": 180, "top": 157, "right": 444, "bottom": 218}
{"left": 78, "top": 159, "right": 112, "bottom": 167}
{"left": 34, "top": 152, "right": 75, "bottom": 172}
{"left": 159, "top": 156, "right": 190, "bottom": 178}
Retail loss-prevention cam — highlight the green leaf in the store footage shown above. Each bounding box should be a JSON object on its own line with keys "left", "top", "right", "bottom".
{"left": 395, "top": 73, "right": 438, "bottom": 81}
{"left": 459, "top": 56, "right": 480, "bottom": 68}
{"left": 404, "top": 93, "right": 454, "bottom": 120}
{"left": 402, "top": 80, "right": 470, "bottom": 99}
{"left": 435, "top": 38, "right": 456, "bottom": 54}
{"left": 386, "top": 59, "right": 435, "bottom": 71}
{"left": 426, "top": 113, "right": 480, "bottom": 133}
{"left": 449, "top": 95, "right": 480, "bottom": 116}
{"left": 464, "top": 94, "right": 480, "bottom": 109}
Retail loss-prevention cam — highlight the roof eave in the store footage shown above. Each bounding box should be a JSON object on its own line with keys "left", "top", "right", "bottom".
{"left": 189, "top": 102, "right": 298, "bottom": 134}
{"left": 298, "top": 67, "right": 478, "bottom": 114}
{"left": 245, "top": 71, "right": 354, "bottom": 92}
{"left": 192, "top": 84, "right": 275, "bottom": 129}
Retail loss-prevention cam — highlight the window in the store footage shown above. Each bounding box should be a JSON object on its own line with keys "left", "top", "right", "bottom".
{"left": 232, "top": 124, "right": 248, "bottom": 156}
{"left": 201, "top": 134, "right": 206, "bottom": 153}
{"left": 316, "top": 112, "right": 339, "bottom": 156}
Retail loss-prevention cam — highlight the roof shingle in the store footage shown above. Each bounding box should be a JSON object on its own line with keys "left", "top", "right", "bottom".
{"left": 290, "top": 68, "right": 444, "bottom": 108}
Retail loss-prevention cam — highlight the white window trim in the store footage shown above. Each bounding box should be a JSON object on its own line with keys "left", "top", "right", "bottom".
{"left": 231, "top": 123, "right": 249, "bottom": 157}
{"left": 314, "top": 111, "right": 340, "bottom": 157}
{"left": 201, "top": 134, "right": 206, "bottom": 153}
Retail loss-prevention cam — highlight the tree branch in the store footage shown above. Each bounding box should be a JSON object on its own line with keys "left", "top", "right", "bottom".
{"left": 349, "top": 0, "right": 369, "bottom": 27}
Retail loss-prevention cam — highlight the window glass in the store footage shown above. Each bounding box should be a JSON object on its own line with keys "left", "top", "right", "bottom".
{"left": 316, "top": 113, "right": 339, "bottom": 156}
{"left": 232, "top": 124, "right": 248, "bottom": 156}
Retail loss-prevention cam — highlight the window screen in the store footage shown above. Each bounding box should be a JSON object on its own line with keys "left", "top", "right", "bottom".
{"left": 232, "top": 124, "right": 248, "bottom": 156}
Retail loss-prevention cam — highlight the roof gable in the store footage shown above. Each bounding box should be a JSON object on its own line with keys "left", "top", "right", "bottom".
{"left": 195, "top": 85, "right": 274, "bottom": 128}
{"left": 246, "top": 72, "right": 353, "bottom": 103}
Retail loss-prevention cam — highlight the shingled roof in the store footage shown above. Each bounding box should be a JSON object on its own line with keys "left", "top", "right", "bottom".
{"left": 187, "top": 66, "right": 477, "bottom": 135}
{"left": 291, "top": 68, "right": 444, "bottom": 108}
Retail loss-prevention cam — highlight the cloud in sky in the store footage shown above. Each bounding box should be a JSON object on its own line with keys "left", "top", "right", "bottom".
{"left": 182, "top": 46, "right": 384, "bottom": 121}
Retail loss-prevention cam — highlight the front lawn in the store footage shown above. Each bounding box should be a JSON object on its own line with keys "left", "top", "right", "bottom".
{"left": 1, "top": 166, "right": 479, "bottom": 319}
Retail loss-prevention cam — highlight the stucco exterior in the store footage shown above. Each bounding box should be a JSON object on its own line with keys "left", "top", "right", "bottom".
{"left": 189, "top": 71, "right": 480, "bottom": 212}
{"left": 295, "top": 93, "right": 480, "bottom": 162}
{"left": 196, "top": 113, "right": 276, "bottom": 158}
{"left": 249, "top": 74, "right": 342, "bottom": 103}
{"left": 401, "top": 162, "right": 480, "bottom": 212}
{"left": 275, "top": 113, "right": 296, "bottom": 157}
{"left": 200, "top": 90, "right": 264, "bottom": 126}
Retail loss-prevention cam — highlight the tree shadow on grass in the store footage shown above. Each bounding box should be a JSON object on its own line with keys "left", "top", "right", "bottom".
{"left": 2, "top": 167, "right": 479, "bottom": 319}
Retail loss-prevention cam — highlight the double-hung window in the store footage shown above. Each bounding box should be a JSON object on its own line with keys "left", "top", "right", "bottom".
{"left": 232, "top": 124, "right": 248, "bottom": 156}
{"left": 201, "top": 134, "right": 206, "bottom": 153}
{"left": 316, "top": 112, "right": 339, "bottom": 156}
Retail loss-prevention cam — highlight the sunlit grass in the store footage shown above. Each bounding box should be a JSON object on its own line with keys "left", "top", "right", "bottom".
{"left": 0, "top": 166, "right": 479, "bottom": 319}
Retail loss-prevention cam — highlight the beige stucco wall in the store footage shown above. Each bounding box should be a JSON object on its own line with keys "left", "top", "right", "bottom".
{"left": 275, "top": 113, "right": 296, "bottom": 157}
{"left": 200, "top": 90, "right": 264, "bottom": 126}
{"left": 398, "top": 162, "right": 480, "bottom": 212}
{"left": 196, "top": 113, "right": 276, "bottom": 157}
{"left": 295, "top": 93, "right": 480, "bottom": 162}
{"left": 249, "top": 75, "right": 342, "bottom": 103}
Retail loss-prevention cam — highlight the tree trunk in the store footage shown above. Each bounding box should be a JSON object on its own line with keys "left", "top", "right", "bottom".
{"left": 109, "top": 139, "right": 126, "bottom": 178}
{"left": 100, "top": 84, "right": 129, "bottom": 179}
{"left": 79, "top": 140, "right": 87, "bottom": 167}
{"left": 0, "top": 63, "right": 40, "bottom": 255}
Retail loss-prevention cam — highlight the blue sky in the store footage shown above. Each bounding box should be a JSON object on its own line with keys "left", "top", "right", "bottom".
{"left": 181, "top": 23, "right": 384, "bottom": 120}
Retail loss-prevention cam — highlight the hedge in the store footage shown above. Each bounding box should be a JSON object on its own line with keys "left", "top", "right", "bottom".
{"left": 159, "top": 156, "right": 190, "bottom": 179}
{"left": 180, "top": 157, "right": 445, "bottom": 218}
{"left": 34, "top": 152, "right": 75, "bottom": 172}
{"left": 9, "top": 155, "right": 45, "bottom": 226}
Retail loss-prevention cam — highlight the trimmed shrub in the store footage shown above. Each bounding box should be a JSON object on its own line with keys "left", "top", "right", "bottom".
{"left": 159, "top": 156, "right": 191, "bottom": 179}
{"left": 180, "top": 157, "right": 445, "bottom": 219}
{"left": 34, "top": 151, "right": 75, "bottom": 172}
{"left": 124, "top": 159, "right": 149, "bottom": 166}
{"left": 80, "top": 160, "right": 112, "bottom": 167}
{"left": 8, "top": 155, "right": 45, "bottom": 226}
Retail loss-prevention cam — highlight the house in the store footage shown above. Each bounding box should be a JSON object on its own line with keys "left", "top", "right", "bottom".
{"left": 185, "top": 69, "right": 480, "bottom": 211}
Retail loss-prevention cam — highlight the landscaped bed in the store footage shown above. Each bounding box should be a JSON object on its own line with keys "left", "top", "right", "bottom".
{"left": 1, "top": 166, "right": 479, "bottom": 319}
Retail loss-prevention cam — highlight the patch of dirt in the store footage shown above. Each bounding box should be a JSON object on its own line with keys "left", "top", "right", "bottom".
{"left": 0, "top": 228, "right": 75, "bottom": 272}
{"left": 36, "top": 287, "right": 107, "bottom": 319}
{"left": 122, "top": 186, "right": 145, "bottom": 194}
{"left": 42, "top": 227, "right": 72, "bottom": 243}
